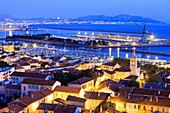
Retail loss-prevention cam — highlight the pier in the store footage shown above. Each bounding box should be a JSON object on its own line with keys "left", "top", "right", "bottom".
{"left": 120, "top": 48, "right": 170, "bottom": 57}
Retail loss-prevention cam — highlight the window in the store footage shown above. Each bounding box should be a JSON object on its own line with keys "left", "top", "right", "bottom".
{"left": 36, "top": 86, "right": 39, "bottom": 89}
{"left": 134, "top": 105, "right": 136, "bottom": 109}
{"left": 143, "top": 106, "right": 146, "bottom": 110}
{"left": 61, "top": 94, "right": 63, "bottom": 98}
{"left": 23, "top": 86, "right": 26, "bottom": 91}
{"left": 124, "top": 103, "right": 126, "bottom": 108}
{"left": 162, "top": 108, "right": 165, "bottom": 112}
{"left": 151, "top": 107, "right": 153, "bottom": 112}
{"left": 138, "top": 105, "right": 141, "bottom": 109}
{"left": 28, "top": 85, "right": 31, "bottom": 89}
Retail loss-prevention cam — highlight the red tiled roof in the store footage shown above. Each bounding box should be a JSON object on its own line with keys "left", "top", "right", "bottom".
{"left": 54, "top": 86, "right": 81, "bottom": 94}
{"left": 21, "top": 78, "right": 57, "bottom": 86}
{"left": 10, "top": 72, "right": 48, "bottom": 79}
{"left": 5, "top": 85, "right": 21, "bottom": 90}
{"left": 16, "top": 88, "right": 53, "bottom": 106}
{"left": 66, "top": 95, "right": 86, "bottom": 103}
{"left": 68, "top": 77, "right": 93, "bottom": 85}
{"left": 85, "top": 92, "right": 110, "bottom": 100}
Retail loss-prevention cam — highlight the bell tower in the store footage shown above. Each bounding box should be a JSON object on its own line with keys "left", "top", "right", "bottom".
{"left": 130, "top": 47, "right": 138, "bottom": 75}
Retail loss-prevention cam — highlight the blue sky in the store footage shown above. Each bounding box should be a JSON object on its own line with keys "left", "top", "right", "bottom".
{"left": 0, "top": 0, "right": 170, "bottom": 22}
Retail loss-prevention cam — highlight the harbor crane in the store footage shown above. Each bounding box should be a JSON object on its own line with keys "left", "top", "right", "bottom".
{"left": 130, "top": 18, "right": 153, "bottom": 42}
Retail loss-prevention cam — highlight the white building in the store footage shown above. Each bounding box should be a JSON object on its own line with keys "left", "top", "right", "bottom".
{"left": 0, "top": 66, "right": 15, "bottom": 81}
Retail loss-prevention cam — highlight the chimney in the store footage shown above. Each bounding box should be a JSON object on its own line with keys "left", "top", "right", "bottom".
{"left": 165, "top": 83, "right": 167, "bottom": 88}
{"left": 158, "top": 90, "right": 161, "bottom": 95}
{"left": 31, "top": 94, "right": 34, "bottom": 99}
{"left": 98, "top": 92, "right": 100, "bottom": 97}
{"left": 128, "top": 94, "right": 130, "bottom": 99}
{"left": 156, "top": 97, "right": 159, "bottom": 102}
{"left": 100, "top": 105, "right": 103, "bottom": 112}
{"left": 150, "top": 96, "right": 153, "bottom": 102}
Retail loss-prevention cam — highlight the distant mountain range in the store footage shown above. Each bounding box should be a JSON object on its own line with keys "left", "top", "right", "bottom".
{"left": 74, "top": 14, "right": 164, "bottom": 24}
{"left": 0, "top": 13, "right": 164, "bottom": 24}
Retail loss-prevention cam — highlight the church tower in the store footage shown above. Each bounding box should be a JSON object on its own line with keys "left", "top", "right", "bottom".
{"left": 130, "top": 47, "right": 138, "bottom": 75}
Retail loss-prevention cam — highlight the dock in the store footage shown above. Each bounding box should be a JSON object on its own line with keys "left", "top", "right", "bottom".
{"left": 120, "top": 48, "right": 170, "bottom": 57}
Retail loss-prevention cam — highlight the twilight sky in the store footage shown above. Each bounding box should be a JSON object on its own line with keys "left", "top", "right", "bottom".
{"left": 0, "top": 0, "right": 170, "bottom": 22}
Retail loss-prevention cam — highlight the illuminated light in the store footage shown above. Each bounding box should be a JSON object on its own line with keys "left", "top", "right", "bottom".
{"left": 78, "top": 32, "right": 80, "bottom": 35}
{"left": 132, "top": 42, "right": 137, "bottom": 46}
{"left": 150, "top": 35, "right": 155, "bottom": 39}
{"left": 155, "top": 56, "right": 158, "bottom": 60}
{"left": 32, "top": 43, "right": 37, "bottom": 48}
{"left": 92, "top": 32, "right": 94, "bottom": 36}
{"left": 57, "top": 17, "right": 60, "bottom": 20}
{"left": 125, "top": 54, "right": 129, "bottom": 59}
{"left": 47, "top": 94, "right": 54, "bottom": 102}
{"left": 85, "top": 32, "right": 87, "bottom": 35}
{"left": 116, "top": 42, "right": 121, "bottom": 46}
{"left": 147, "top": 56, "right": 150, "bottom": 59}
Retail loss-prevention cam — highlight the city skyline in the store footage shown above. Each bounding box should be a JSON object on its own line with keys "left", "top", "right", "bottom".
{"left": 0, "top": 0, "right": 170, "bottom": 23}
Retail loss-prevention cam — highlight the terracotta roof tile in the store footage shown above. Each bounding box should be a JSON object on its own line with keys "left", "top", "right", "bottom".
{"left": 21, "top": 78, "right": 57, "bottom": 86}
{"left": 54, "top": 86, "right": 81, "bottom": 94}
{"left": 68, "top": 77, "right": 93, "bottom": 85}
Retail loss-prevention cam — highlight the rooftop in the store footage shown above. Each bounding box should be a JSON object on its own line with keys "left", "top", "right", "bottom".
{"left": 37, "top": 103, "right": 57, "bottom": 111}
{"left": 68, "top": 77, "right": 94, "bottom": 85}
{"left": 5, "top": 85, "right": 21, "bottom": 90}
{"left": 54, "top": 104, "right": 77, "bottom": 113}
{"left": 85, "top": 92, "right": 110, "bottom": 100}
{"left": 10, "top": 72, "right": 48, "bottom": 79}
{"left": 16, "top": 88, "right": 53, "bottom": 106}
{"left": 66, "top": 95, "right": 86, "bottom": 103}
{"left": 21, "top": 78, "right": 58, "bottom": 86}
{"left": 54, "top": 86, "right": 81, "bottom": 94}
{"left": 103, "top": 62, "right": 117, "bottom": 66}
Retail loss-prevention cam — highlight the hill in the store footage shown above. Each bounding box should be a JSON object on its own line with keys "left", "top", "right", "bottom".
{"left": 74, "top": 14, "right": 164, "bottom": 24}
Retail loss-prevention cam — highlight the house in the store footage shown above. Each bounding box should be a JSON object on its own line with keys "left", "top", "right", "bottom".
{"left": 84, "top": 92, "right": 110, "bottom": 110}
{"left": 10, "top": 72, "right": 51, "bottom": 84}
{"left": 27, "top": 59, "right": 42, "bottom": 68}
{"left": 101, "top": 62, "right": 120, "bottom": 71}
{"left": 77, "top": 61, "right": 95, "bottom": 70}
{"left": 103, "top": 70, "right": 115, "bottom": 80}
{"left": 114, "top": 66, "right": 131, "bottom": 80}
{"left": 54, "top": 86, "right": 85, "bottom": 100}
{"left": 54, "top": 104, "right": 81, "bottom": 113}
{"left": 0, "top": 66, "right": 15, "bottom": 81}
{"left": 109, "top": 87, "right": 170, "bottom": 113}
{"left": 97, "top": 79, "right": 119, "bottom": 97}
{"left": 37, "top": 103, "right": 81, "bottom": 113}
{"left": 14, "top": 64, "right": 25, "bottom": 72}
{"left": 36, "top": 103, "right": 57, "bottom": 113}
{"left": 66, "top": 95, "right": 86, "bottom": 108}
{"left": 5, "top": 85, "right": 21, "bottom": 99}
{"left": 0, "top": 88, "right": 54, "bottom": 113}
{"left": 18, "top": 61, "right": 31, "bottom": 71}
{"left": 21, "top": 78, "right": 61, "bottom": 96}
{"left": 68, "top": 77, "right": 94, "bottom": 91}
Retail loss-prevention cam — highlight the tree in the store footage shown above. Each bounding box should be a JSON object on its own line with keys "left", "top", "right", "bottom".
{"left": 41, "top": 62, "right": 49, "bottom": 68}
{"left": 148, "top": 75, "right": 163, "bottom": 83}
{"left": 78, "top": 69, "right": 98, "bottom": 79}
{"left": 113, "top": 58, "right": 130, "bottom": 66}
{"left": 53, "top": 72, "right": 70, "bottom": 85}
{"left": 141, "top": 64, "right": 158, "bottom": 76}
{"left": 0, "top": 61, "right": 9, "bottom": 68}
{"left": 128, "top": 79, "right": 140, "bottom": 88}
